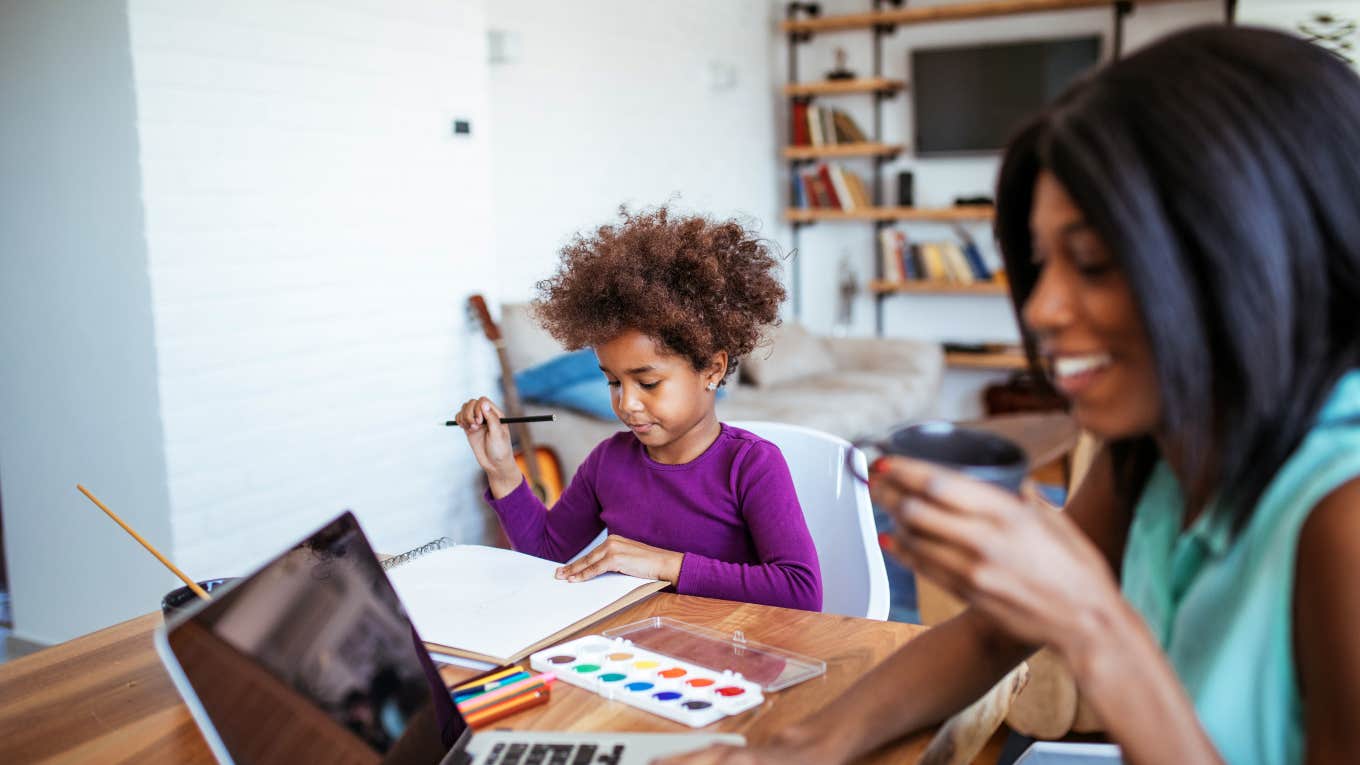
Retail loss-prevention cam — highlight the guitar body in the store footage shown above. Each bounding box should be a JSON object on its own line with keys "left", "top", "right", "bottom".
{"left": 515, "top": 447, "right": 564, "bottom": 507}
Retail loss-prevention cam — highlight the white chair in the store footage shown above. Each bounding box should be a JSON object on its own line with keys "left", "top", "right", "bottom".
{"left": 729, "top": 421, "right": 890, "bottom": 620}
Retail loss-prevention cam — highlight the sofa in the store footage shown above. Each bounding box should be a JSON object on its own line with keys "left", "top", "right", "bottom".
{"left": 498, "top": 303, "right": 944, "bottom": 478}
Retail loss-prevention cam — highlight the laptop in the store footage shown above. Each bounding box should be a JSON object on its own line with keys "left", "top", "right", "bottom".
{"left": 156, "top": 511, "right": 743, "bottom": 764}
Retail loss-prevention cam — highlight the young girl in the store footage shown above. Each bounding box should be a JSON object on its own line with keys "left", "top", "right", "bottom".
{"left": 454, "top": 207, "right": 822, "bottom": 612}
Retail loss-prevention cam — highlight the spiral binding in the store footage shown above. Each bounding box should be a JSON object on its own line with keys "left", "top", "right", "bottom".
{"left": 380, "top": 536, "right": 455, "bottom": 570}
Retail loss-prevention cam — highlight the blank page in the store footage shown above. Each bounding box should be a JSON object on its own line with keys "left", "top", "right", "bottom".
{"left": 385, "top": 545, "right": 660, "bottom": 662}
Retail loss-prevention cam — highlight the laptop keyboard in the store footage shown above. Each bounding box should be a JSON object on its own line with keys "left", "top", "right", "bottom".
{"left": 481, "top": 742, "right": 626, "bottom": 765}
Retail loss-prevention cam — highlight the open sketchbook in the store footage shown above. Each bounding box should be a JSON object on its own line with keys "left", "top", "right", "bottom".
{"left": 381, "top": 539, "right": 668, "bottom": 665}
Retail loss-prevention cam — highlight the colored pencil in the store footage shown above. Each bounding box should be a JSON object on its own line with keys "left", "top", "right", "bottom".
{"left": 77, "top": 484, "right": 211, "bottom": 601}
{"left": 463, "top": 687, "right": 551, "bottom": 728}
{"left": 456, "top": 674, "right": 555, "bottom": 715}
{"left": 450, "top": 666, "right": 523, "bottom": 694}
{"left": 453, "top": 671, "right": 531, "bottom": 702}
{"left": 445, "top": 414, "right": 555, "bottom": 426}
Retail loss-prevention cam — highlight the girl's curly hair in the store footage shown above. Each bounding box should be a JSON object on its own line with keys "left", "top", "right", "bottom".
{"left": 533, "top": 206, "right": 785, "bottom": 382}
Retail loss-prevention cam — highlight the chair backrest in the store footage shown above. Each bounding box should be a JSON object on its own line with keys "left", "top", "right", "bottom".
{"left": 728, "top": 421, "right": 889, "bottom": 620}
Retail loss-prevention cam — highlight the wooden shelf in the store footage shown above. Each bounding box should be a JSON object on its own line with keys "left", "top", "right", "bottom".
{"left": 780, "top": 0, "right": 1163, "bottom": 33}
{"left": 946, "top": 350, "right": 1030, "bottom": 370}
{"left": 782, "top": 77, "right": 906, "bottom": 97}
{"left": 783, "top": 142, "right": 903, "bottom": 160}
{"left": 786, "top": 205, "right": 994, "bottom": 223}
{"left": 869, "top": 280, "right": 1008, "bottom": 296}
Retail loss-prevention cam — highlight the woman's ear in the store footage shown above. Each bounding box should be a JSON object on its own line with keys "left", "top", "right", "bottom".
{"left": 704, "top": 351, "right": 729, "bottom": 389}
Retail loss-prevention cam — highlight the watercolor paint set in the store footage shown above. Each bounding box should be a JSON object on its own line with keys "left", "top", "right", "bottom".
{"left": 528, "top": 617, "right": 825, "bottom": 728}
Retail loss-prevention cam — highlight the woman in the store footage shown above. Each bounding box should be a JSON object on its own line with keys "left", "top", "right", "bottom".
{"left": 661, "top": 25, "right": 1360, "bottom": 764}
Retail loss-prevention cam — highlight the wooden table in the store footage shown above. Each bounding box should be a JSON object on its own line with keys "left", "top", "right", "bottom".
{"left": 0, "top": 594, "right": 954, "bottom": 764}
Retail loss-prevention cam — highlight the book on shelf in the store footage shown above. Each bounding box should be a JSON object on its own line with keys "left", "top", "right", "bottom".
{"left": 816, "top": 164, "right": 843, "bottom": 208}
{"left": 383, "top": 540, "right": 667, "bottom": 665}
{"left": 797, "top": 163, "right": 871, "bottom": 212}
{"left": 831, "top": 110, "right": 868, "bottom": 143}
{"left": 876, "top": 233, "right": 1006, "bottom": 288}
{"left": 802, "top": 105, "right": 869, "bottom": 147}
{"left": 952, "top": 224, "right": 994, "bottom": 281}
{"left": 807, "top": 105, "right": 825, "bottom": 146}
{"left": 791, "top": 101, "right": 810, "bottom": 147}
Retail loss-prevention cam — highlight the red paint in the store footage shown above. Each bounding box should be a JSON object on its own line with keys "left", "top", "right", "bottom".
{"left": 715, "top": 686, "right": 745, "bottom": 697}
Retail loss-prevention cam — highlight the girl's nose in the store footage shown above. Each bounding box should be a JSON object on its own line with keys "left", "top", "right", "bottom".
{"left": 619, "top": 385, "right": 645, "bottom": 412}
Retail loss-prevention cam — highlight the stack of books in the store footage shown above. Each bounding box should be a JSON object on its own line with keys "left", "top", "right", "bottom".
{"left": 791, "top": 104, "right": 868, "bottom": 146}
{"left": 878, "top": 228, "right": 1003, "bottom": 285}
{"left": 795, "top": 162, "right": 872, "bottom": 211}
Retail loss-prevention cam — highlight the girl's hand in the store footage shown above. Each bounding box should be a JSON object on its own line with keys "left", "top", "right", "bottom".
{"left": 453, "top": 397, "right": 520, "bottom": 497}
{"left": 555, "top": 534, "right": 685, "bottom": 584}
{"left": 870, "top": 456, "right": 1123, "bottom": 659}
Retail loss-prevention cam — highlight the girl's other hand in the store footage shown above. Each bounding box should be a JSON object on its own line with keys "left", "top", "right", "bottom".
{"left": 870, "top": 456, "right": 1123, "bottom": 660}
{"left": 555, "top": 534, "right": 685, "bottom": 584}
{"left": 454, "top": 397, "right": 520, "bottom": 496}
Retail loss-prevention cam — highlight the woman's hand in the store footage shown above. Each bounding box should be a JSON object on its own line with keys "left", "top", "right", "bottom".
{"left": 555, "top": 534, "right": 685, "bottom": 584}
{"left": 453, "top": 397, "right": 521, "bottom": 498}
{"left": 870, "top": 456, "right": 1124, "bottom": 659}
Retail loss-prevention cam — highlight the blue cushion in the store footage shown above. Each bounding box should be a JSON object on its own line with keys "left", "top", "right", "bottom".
{"left": 513, "top": 348, "right": 725, "bottom": 421}
{"left": 513, "top": 349, "right": 615, "bottom": 420}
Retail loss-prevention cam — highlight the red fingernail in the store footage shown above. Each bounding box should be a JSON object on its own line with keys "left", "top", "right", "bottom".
{"left": 871, "top": 457, "right": 889, "bottom": 474}
{"left": 877, "top": 532, "right": 893, "bottom": 550}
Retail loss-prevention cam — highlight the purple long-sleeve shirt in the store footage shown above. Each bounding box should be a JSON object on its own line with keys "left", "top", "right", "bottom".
{"left": 485, "top": 424, "right": 822, "bottom": 611}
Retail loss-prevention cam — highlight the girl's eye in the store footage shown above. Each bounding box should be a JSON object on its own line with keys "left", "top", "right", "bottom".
{"left": 639, "top": 381, "right": 660, "bottom": 390}
{"left": 606, "top": 380, "right": 620, "bottom": 388}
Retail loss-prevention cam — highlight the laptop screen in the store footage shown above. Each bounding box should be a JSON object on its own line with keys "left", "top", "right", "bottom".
{"left": 165, "top": 512, "right": 465, "bottom": 764}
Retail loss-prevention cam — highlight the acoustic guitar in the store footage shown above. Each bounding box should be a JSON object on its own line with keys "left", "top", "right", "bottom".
{"left": 467, "top": 295, "right": 564, "bottom": 507}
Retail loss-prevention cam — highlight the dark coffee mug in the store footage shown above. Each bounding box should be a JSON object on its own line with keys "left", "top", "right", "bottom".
{"left": 161, "top": 577, "right": 240, "bottom": 617}
{"left": 851, "top": 421, "right": 1029, "bottom": 492}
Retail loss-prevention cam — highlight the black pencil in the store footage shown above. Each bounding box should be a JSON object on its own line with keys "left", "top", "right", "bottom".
{"left": 445, "top": 414, "right": 556, "bottom": 426}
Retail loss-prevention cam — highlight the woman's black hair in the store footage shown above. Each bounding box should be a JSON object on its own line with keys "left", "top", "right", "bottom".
{"left": 995, "top": 25, "right": 1360, "bottom": 528}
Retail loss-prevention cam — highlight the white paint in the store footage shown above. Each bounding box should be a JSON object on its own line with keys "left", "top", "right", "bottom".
{"left": 127, "top": 0, "right": 499, "bottom": 578}
{"left": 1, "top": 0, "right": 498, "bottom": 643}
{"left": 0, "top": 0, "right": 175, "bottom": 646}
{"left": 486, "top": 1, "right": 784, "bottom": 305}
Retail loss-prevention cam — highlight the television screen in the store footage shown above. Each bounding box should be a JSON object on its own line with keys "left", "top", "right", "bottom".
{"left": 911, "top": 36, "right": 1102, "bottom": 155}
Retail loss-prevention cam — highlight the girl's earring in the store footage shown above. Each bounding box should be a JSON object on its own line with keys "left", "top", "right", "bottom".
{"left": 706, "top": 382, "right": 718, "bottom": 392}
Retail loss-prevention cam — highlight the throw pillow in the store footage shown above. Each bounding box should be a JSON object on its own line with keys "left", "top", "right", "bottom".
{"left": 513, "top": 349, "right": 614, "bottom": 420}
{"left": 741, "top": 322, "right": 835, "bottom": 387}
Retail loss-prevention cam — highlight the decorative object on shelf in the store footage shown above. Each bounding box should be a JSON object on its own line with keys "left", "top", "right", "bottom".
{"left": 953, "top": 195, "right": 994, "bottom": 206}
{"left": 897, "top": 170, "right": 914, "bottom": 207}
{"left": 826, "top": 47, "right": 856, "bottom": 80}
{"left": 834, "top": 252, "right": 858, "bottom": 335}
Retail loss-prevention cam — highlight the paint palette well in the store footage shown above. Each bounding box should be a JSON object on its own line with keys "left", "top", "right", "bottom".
{"left": 529, "top": 636, "right": 765, "bottom": 727}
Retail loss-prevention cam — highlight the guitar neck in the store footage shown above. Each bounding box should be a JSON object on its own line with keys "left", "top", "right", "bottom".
{"left": 467, "top": 294, "right": 548, "bottom": 496}
{"left": 494, "top": 345, "right": 544, "bottom": 481}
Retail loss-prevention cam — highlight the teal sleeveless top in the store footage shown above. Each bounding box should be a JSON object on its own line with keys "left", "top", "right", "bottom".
{"left": 1121, "top": 370, "right": 1360, "bottom": 764}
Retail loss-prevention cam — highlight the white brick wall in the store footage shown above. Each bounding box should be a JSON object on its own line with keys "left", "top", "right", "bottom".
{"left": 128, "top": 0, "right": 499, "bottom": 575}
